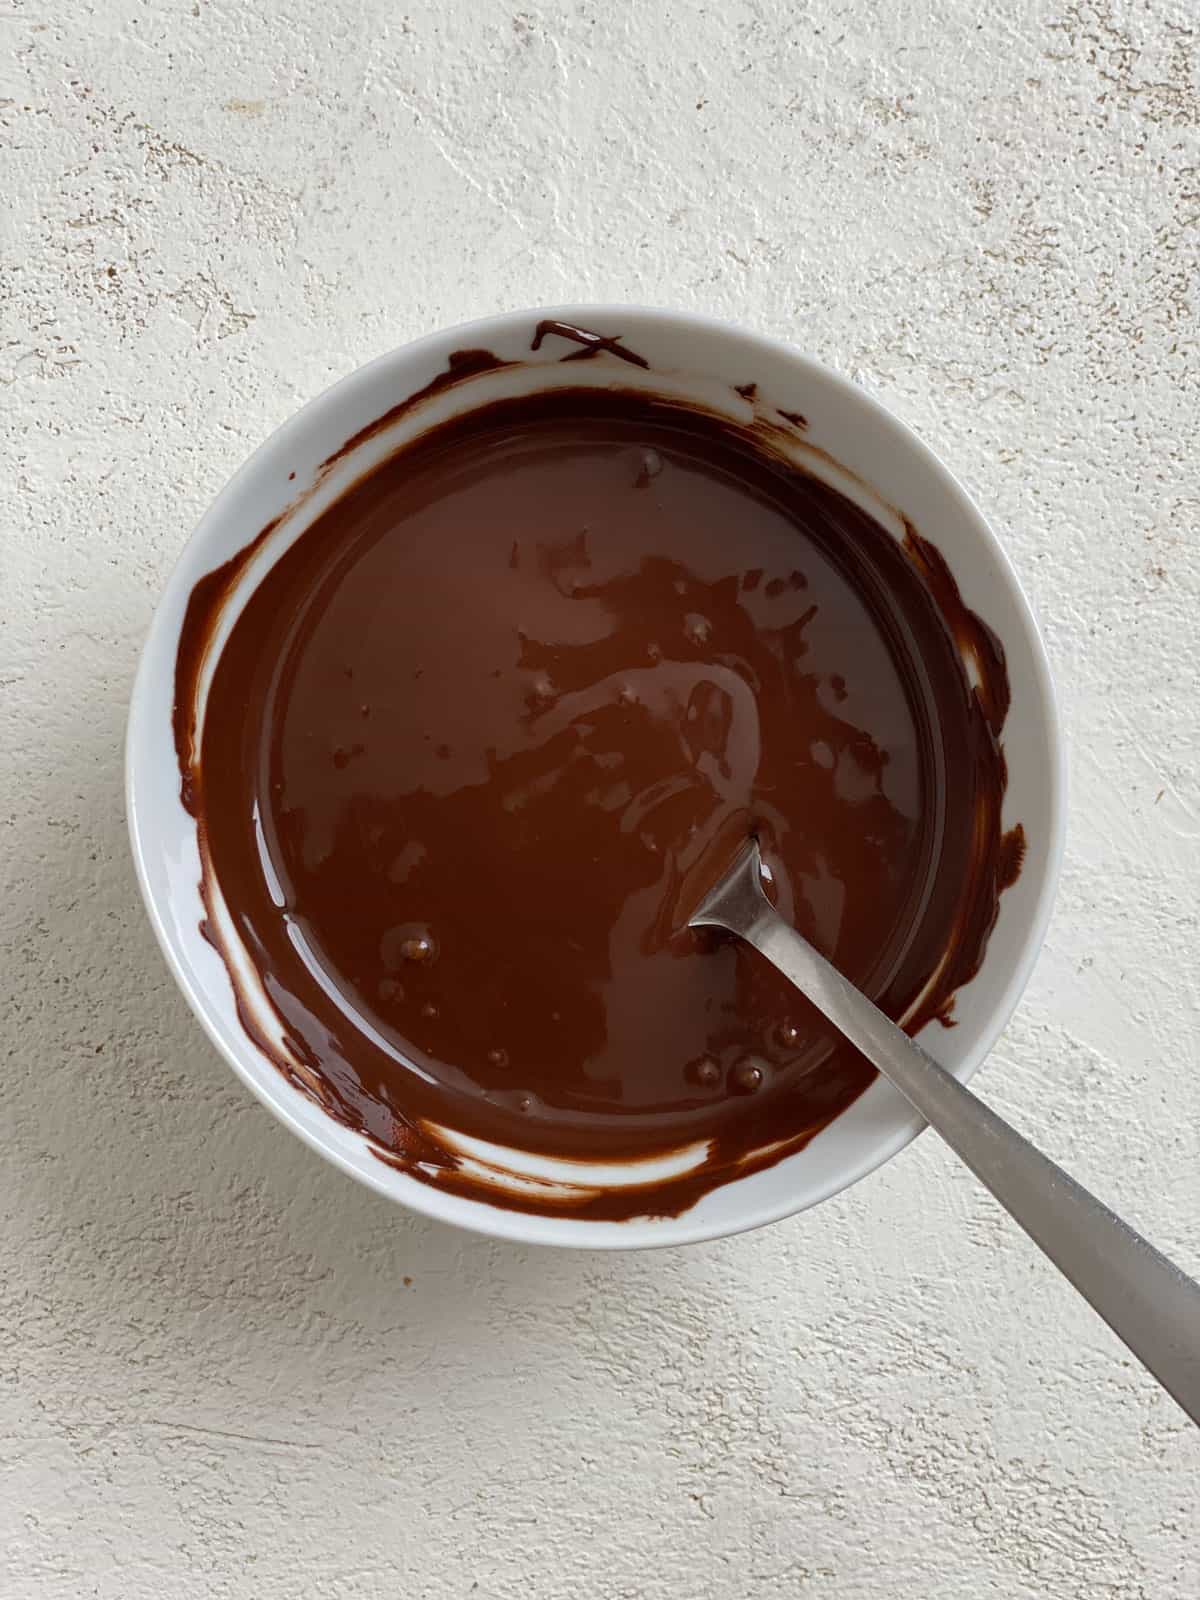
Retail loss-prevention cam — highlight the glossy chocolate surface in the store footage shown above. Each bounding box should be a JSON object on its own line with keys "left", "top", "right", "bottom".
{"left": 175, "top": 373, "right": 1020, "bottom": 1218}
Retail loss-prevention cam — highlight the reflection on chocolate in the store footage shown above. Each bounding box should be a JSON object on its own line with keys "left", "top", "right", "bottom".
{"left": 530, "top": 319, "right": 650, "bottom": 369}
{"left": 175, "top": 379, "right": 1022, "bottom": 1220}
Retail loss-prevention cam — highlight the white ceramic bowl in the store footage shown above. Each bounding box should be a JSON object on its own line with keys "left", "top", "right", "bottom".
{"left": 127, "top": 305, "right": 1065, "bottom": 1248}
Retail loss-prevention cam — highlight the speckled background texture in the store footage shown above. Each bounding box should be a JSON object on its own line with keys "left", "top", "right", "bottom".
{"left": 3, "top": 1, "right": 1199, "bottom": 1594}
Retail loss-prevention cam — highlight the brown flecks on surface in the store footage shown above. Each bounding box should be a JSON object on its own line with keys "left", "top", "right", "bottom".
{"left": 778, "top": 409, "right": 808, "bottom": 429}
{"left": 166, "top": 271, "right": 256, "bottom": 338}
{"left": 734, "top": 382, "right": 758, "bottom": 400}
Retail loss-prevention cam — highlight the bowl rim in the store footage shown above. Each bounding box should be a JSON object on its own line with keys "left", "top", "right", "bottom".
{"left": 126, "top": 301, "right": 1067, "bottom": 1249}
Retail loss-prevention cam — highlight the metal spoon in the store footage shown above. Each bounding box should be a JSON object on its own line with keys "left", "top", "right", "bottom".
{"left": 690, "top": 839, "right": 1200, "bottom": 1426}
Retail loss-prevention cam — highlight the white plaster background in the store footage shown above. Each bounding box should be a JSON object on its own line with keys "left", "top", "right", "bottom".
{"left": 2, "top": 1, "right": 1199, "bottom": 1594}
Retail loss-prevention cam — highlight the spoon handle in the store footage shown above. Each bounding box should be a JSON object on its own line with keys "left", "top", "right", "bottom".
{"left": 704, "top": 882, "right": 1200, "bottom": 1426}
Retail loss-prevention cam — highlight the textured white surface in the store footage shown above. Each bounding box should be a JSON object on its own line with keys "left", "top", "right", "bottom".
{"left": 3, "top": 1, "right": 1199, "bottom": 1593}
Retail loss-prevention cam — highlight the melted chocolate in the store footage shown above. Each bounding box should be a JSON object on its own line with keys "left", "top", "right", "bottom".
{"left": 175, "top": 375, "right": 1021, "bottom": 1220}
{"left": 531, "top": 319, "right": 650, "bottom": 369}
